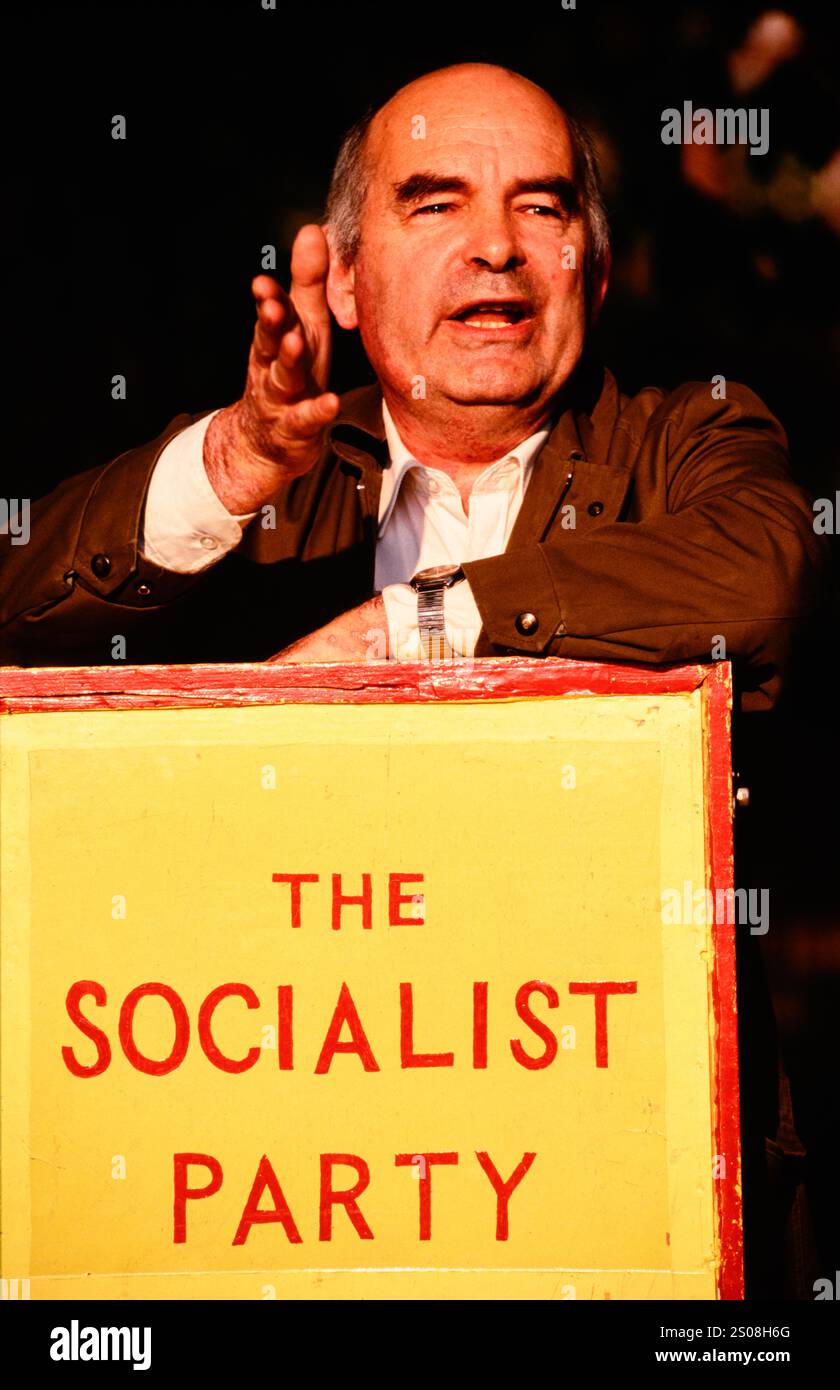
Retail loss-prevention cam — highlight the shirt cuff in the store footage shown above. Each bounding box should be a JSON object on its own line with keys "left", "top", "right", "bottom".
{"left": 381, "top": 579, "right": 482, "bottom": 659}
{"left": 139, "top": 410, "right": 260, "bottom": 574}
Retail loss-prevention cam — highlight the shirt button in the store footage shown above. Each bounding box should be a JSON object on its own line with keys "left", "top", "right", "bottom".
{"left": 588, "top": 501, "right": 604, "bottom": 516}
{"left": 200, "top": 535, "right": 218, "bottom": 550}
{"left": 91, "top": 553, "right": 111, "bottom": 578}
{"left": 135, "top": 582, "right": 152, "bottom": 597}
{"left": 515, "top": 611, "right": 539, "bottom": 636}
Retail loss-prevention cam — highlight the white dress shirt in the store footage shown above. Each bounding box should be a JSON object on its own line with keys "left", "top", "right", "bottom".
{"left": 139, "top": 403, "right": 553, "bottom": 657}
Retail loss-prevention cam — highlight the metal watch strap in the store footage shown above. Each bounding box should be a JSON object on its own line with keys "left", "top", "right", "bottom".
{"left": 416, "top": 583, "right": 448, "bottom": 636}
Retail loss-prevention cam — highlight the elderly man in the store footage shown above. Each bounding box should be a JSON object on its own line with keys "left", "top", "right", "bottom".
{"left": 0, "top": 62, "right": 826, "bottom": 1299}
{"left": 0, "top": 63, "right": 825, "bottom": 697}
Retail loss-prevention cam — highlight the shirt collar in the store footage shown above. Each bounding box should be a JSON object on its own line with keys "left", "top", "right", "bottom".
{"left": 378, "top": 399, "right": 553, "bottom": 533}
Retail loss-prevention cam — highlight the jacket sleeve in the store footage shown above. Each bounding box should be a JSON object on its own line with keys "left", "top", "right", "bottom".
{"left": 464, "top": 383, "right": 830, "bottom": 710}
{"left": 0, "top": 413, "right": 224, "bottom": 667}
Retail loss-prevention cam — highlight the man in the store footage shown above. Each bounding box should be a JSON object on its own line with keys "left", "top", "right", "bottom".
{"left": 0, "top": 63, "right": 826, "bottom": 1297}
{"left": 0, "top": 63, "right": 826, "bottom": 693}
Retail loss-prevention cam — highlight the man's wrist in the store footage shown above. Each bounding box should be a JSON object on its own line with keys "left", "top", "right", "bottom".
{"left": 140, "top": 411, "right": 257, "bottom": 573}
{"left": 203, "top": 404, "right": 295, "bottom": 514}
{"left": 380, "top": 581, "right": 481, "bottom": 661}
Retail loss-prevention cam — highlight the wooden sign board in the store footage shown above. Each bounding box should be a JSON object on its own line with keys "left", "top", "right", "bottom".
{"left": 0, "top": 658, "right": 741, "bottom": 1300}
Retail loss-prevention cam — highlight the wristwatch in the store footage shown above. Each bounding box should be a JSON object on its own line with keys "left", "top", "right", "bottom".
{"left": 409, "top": 564, "right": 465, "bottom": 656}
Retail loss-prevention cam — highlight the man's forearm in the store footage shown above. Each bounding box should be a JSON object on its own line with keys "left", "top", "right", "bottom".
{"left": 0, "top": 415, "right": 212, "bottom": 666}
{"left": 465, "top": 481, "right": 828, "bottom": 709}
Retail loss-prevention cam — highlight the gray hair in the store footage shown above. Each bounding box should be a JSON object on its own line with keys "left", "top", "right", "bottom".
{"left": 323, "top": 97, "right": 611, "bottom": 317}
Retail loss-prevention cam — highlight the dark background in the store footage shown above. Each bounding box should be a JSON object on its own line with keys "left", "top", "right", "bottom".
{"left": 6, "top": 0, "right": 840, "bottom": 1289}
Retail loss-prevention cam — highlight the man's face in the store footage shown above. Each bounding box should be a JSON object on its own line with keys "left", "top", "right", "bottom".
{"left": 330, "top": 68, "right": 595, "bottom": 416}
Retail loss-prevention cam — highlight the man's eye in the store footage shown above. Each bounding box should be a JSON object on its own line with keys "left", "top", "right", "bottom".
{"left": 410, "top": 201, "right": 566, "bottom": 218}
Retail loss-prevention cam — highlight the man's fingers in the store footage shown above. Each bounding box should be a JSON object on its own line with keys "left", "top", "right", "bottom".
{"left": 289, "top": 224, "right": 332, "bottom": 327}
{"left": 246, "top": 251, "right": 336, "bottom": 446}
{"left": 252, "top": 274, "right": 283, "bottom": 303}
{"left": 251, "top": 279, "right": 300, "bottom": 364}
{"left": 264, "top": 325, "right": 316, "bottom": 400}
{"left": 283, "top": 392, "right": 341, "bottom": 437}
{"left": 250, "top": 232, "right": 331, "bottom": 380}
{"left": 276, "top": 325, "right": 306, "bottom": 368}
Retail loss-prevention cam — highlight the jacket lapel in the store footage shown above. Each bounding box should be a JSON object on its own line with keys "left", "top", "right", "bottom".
{"left": 327, "top": 384, "right": 390, "bottom": 530}
{"left": 506, "top": 362, "right": 633, "bottom": 548}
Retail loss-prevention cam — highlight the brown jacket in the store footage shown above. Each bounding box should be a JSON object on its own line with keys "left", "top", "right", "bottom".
{"left": 0, "top": 360, "right": 827, "bottom": 708}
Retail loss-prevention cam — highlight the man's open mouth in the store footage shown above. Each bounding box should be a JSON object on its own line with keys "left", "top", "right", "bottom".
{"left": 447, "top": 299, "right": 534, "bottom": 329}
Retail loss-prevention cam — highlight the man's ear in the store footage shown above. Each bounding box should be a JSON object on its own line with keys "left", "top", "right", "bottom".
{"left": 326, "top": 234, "right": 358, "bottom": 330}
{"left": 588, "top": 248, "right": 611, "bottom": 327}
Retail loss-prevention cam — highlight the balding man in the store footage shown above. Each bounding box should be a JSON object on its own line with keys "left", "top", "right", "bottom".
{"left": 0, "top": 63, "right": 825, "bottom": 702}
{"left": 0, "top": 63, "right": 825, "bottom": 1298}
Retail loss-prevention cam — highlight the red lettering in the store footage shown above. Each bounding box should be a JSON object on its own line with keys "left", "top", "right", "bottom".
{"left": 319, "top": 1154, "right": 373, "bottom": 1240}
{"left": 119, "top": 983, "right": 189, "bottom": 1076}
{"left": 400, "top": 982, "right": 454, "bottom": 1068}
{"left": 389, "top": 873, "right": 425, "bottom": 925}
{"left": 62, "top": 980, "right": 111, "bottom": 1078}
{"left": 510, "top": 981, "right": 559, "bottom": 1070}
{"left": 568, "top": 980, "right": 638, "bottom": 1067}
{"left": 271, "top": 874, "right": 319, "bottom": 928}
{"left": 233, "top": 1154, "right": 302, "bottom": 1246}
{"left": 173, "top": 1152, "right": 223, "bottom": 1243}
{"left": 277, "top": 985, "right": 293, "bottom": 1070}
{"left": 473, "top": 982, "right": 488, "bottom": 1069}
{"left": 198, "top": 984, "right": 260, "bottom": 1074}
{"left": 395, "top": 1153, "right": 458, "bottom": 1239}
{"left": 315, "top": 983, "right": 380, "bottom": 1073}
{"left": 331, "top": 873, "right": 372, "bottom": 930}
{"left": 475, "top": 1151, "right": 537, "bottom": 1240}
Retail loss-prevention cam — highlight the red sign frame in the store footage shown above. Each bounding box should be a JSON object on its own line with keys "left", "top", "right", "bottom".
{"left": 0, "top": 656, "right": 741, "bottom": 1298}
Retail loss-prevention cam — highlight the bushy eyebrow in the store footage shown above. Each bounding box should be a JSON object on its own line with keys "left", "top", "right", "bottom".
{"left": 392, "top": 171, "right": 580, "bottom": 214}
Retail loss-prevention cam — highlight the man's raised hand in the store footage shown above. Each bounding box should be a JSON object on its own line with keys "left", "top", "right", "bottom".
{"left": 204, "top": 224, "right": 341, "bottom": 514}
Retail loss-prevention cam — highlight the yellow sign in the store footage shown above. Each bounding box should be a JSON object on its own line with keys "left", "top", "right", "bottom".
{"left": 0, "top": 671, "right": 738, "bottom": 1299}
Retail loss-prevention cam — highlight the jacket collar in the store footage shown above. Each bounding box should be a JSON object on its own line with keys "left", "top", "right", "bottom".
{"left": 326, "top": 357, "right": 626, "bottom": 538}
{"left": 328, "top": 384, "right": 391, "bottom": 471}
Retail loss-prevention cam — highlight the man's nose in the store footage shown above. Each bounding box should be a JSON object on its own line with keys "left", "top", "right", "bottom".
{"left": 460, "top": 208, "right": 524, "bottom": 272}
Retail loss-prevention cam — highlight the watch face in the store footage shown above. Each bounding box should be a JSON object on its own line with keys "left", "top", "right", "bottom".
{"left": 415, "top": 564, "right": 462, "bottom": 582}
{"left": 410, "top": 563, "right": 465, "bottom": 593}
